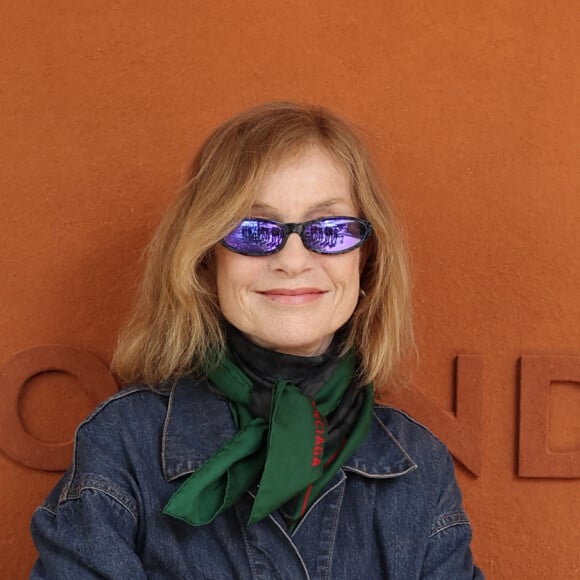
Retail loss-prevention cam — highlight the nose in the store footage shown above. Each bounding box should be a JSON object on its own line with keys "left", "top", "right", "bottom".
{"left": 269, "top": 232, "right": 314, "bottom": 275}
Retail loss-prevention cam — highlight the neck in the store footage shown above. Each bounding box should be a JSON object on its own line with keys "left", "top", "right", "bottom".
{"left": 225, "top": 322, "right": 346, "bottom": 396}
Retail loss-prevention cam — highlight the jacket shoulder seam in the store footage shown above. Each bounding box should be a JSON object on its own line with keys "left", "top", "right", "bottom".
{"left": 60, "top": 473, "right": 138, "bottom": 521}
{"left": 62, "top": 384, "right": 168, "bottom": 498}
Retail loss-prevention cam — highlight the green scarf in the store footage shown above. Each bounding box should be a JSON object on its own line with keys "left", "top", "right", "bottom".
{"left": 163, "top": 351, "right": 374, "bottom": 527}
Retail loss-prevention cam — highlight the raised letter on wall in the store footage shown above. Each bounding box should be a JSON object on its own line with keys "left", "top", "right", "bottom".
{"left": 0, "top": 346, "right": 118, "bottom": 471}
{"left": 384, "top": 355, "right": 483, "bottom": 476}
{"left": 519, "top": 355, "right": 580, "bottom": 478}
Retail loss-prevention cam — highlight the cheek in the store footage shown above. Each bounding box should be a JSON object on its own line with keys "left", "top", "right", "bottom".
{"left": 214, "top": 249, "right": 257, "bottom": 312}
{"left": 331, "top": 253, "right": 362, "bottom": 303}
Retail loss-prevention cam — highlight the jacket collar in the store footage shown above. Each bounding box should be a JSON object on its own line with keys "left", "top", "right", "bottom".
{"left": 162, "top": 379, "right": 417, "bottom": 482}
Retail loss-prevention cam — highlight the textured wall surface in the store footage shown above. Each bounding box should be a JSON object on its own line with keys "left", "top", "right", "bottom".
{"left": 1, "top": 1, "right": 579, "bottom": 578}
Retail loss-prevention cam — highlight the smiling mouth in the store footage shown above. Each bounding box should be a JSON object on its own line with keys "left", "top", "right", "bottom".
{"left": 258, "top": 288, "right": 326, "bottom": 305}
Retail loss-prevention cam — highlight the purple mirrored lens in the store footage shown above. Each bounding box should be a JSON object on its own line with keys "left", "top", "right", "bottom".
{"left": 223, "top": 219, "right": 283, "bottom": 255}
{"left": 222, "top": 217, "right": 371, "bottom": 256}
{"left": 303, "top": 218, "right": 367, "bottom": 253}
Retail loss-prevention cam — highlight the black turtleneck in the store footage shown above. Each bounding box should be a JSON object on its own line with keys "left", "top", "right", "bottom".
{"left": 224, "top": 322, "right": 365, "bottom": 459}
{"left": 226, "top": 323, "right": 345, "bottom": 413}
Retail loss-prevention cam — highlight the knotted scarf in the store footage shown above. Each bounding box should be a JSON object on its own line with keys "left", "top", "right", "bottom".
{"left": 163, "top": 348, "right": 374, "bottom": 528}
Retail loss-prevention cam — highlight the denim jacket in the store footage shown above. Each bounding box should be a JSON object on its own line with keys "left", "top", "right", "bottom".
{"left": 31, "top": 378, "right": 484, "bottom": 579}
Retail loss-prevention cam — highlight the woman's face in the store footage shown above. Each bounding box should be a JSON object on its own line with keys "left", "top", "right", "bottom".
{"left": 213, "top": 145, "right": 364, "bottom": 357}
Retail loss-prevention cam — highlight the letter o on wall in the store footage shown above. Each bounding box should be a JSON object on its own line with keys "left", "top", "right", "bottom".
{"left": 0, "top": 346, "right": 118, "bottom": 471}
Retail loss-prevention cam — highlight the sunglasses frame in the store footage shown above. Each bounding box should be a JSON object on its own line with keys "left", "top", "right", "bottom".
{"left": 221, "top": 216, "right": 373, "bottom": 257}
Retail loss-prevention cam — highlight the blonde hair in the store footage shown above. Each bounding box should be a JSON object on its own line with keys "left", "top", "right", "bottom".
{"left": 112, "top": 102, "right": 415, "bottom": 393}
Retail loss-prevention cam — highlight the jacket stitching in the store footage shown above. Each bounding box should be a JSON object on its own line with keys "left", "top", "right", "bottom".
{"left": 161, "top": 382, "right": 176, "bottom": 481}
{"left": 63, "top": 384, "right": 162, "bottom": 499}
{"left": 62, "top": 473, "right": 139, "bottom": 521}
{"left": 291, "top": 471, "right": 346, "bottom": 536}
{"left": 36, "top": 505, "right": 57, "bottom": 517}
{"left": 429, "top": 511, "right": 471, "bottom": 538}
{"left": 321, "top": 476, "right": 345, "bottom": 580}
{"left": 236, "top": 505, "right": 259, "bottom": 579}
{"left": 376, "top": 405, "right": 447, "bottom": 450}
{"left": 342, "top": 464, "right": 417, "bottom": 479}
{"left": 373, "top": 411, "right": 418, "bottom": 465}
{"left": 267, "top": 515, "right": 312, "bottom": 580}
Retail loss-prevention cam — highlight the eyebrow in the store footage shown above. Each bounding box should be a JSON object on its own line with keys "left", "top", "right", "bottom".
{"left": 250, "top": 198, "right": 348, "bottom": 219}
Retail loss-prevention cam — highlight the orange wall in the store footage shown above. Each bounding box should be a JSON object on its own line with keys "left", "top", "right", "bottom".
{"left": 1, "top": 1, "right": 579, "bottom": 578}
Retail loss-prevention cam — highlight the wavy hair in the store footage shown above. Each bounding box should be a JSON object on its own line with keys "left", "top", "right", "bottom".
{"left": 112, "top": 102, "right": 415, "bottom": 393}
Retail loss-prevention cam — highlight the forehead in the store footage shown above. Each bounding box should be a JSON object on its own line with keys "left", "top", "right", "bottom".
{"left": 251, "top": 145, "right": 356, "bottom": 219}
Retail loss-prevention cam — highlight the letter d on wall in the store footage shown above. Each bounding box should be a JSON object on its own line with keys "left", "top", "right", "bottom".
{"left": 519, "top": 356, "right": 580, "bottom": 478}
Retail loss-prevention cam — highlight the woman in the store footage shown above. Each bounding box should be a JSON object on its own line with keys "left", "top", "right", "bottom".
{"left": 31, "top": 102, "right": 484, "bottom": 578}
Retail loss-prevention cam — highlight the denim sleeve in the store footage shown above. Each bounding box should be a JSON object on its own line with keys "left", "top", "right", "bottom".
{"left": 421, "top": 450, "right": 485, "bottom": 579}
{"left": 30, "top": 474, "right": 148, "bottom": 580}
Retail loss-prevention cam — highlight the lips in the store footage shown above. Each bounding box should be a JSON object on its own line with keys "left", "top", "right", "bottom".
{"left": 261, "top": 288, "right": 324, "bottom": 296}
{"left": 258, "top": 288, "right": 326, "bottom": 305}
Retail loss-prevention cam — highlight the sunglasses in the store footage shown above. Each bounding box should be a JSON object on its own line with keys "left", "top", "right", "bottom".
{"left": 221, "top": 216, "right": 372, "bottom": 257}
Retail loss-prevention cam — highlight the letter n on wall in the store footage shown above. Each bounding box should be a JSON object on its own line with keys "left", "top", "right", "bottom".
{"left": 383, "top": 355, "right": 483, "bottom": 476}
{"left": 519, "top": 356, "right": 580, "bottom": 478}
